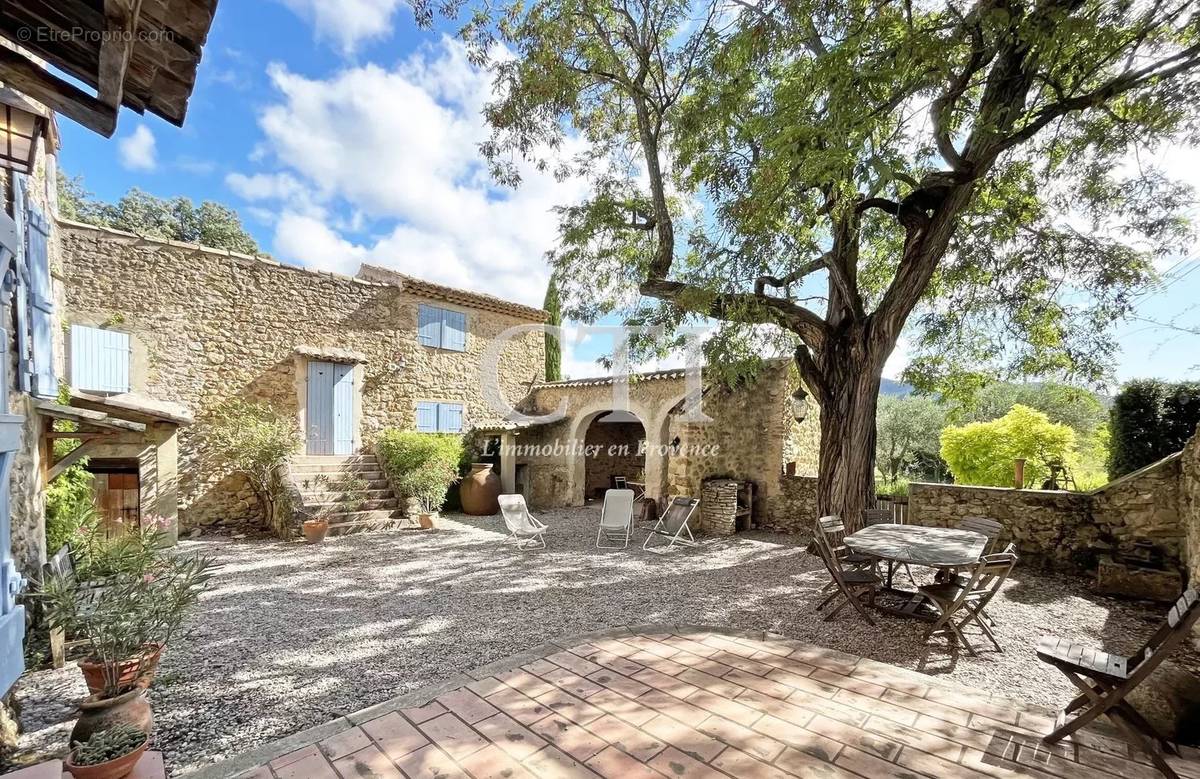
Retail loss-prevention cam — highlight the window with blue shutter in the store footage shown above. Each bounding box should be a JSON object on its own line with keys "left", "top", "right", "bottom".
{"left": 416, "top": 402, "right": 439, "bottom": 432}
{"left": 416, "top": 304, "right": 467, "bottom": 352}
{"left": 415, "top": 402, "right": 464, "bottom": 433}
{"left": 70, "top": 325, "right": 131, "bottom": 393}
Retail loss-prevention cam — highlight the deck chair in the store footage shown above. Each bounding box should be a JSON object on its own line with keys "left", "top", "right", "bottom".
{"left": 498, "top": 494, "right": 547, "bottom": 550}
{"left": 813, "top": 517, "right": 880, "bottom": 625}
{"left": 1037, "top": 589, "right": 1200, "bottom": 779}
{"left": 596, "top": 489, "right": 635, "bottom": 549}
{"left": 643, "top": 496, "right": 699, "bottom": 551}
{"left": 863, "top": 509, "right": 917, "bottom": 586}
{"left": 919, "top": 548, "right": 1017, "bottom": 655}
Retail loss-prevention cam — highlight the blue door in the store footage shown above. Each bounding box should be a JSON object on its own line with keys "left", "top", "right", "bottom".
{"left": 306, "top": 361, "right": 354, "bottom": 455}
{"left": 1, "top": 209, "right": 25, "bottom": 696}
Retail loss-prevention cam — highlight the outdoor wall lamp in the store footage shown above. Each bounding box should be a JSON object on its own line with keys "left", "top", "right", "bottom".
{"left": 0, "top": 89, "right": 49, "bottom": 175}
{"left": 670, "top": 436, "right": 681, "bottom": 454}
{"left": 792, "top": 388, "right": 810, "bottom": 423}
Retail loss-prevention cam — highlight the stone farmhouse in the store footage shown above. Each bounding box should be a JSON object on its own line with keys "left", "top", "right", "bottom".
{"left": 56, "top": 221, "right": 823, "bottom": 541}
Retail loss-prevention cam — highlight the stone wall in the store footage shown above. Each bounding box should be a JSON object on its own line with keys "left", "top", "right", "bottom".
{"left": 700, "top": 479, "right": 740, "bottom": 535}
{"left": 765, "top": 475, "right": 819, "bottom": 533}
{"left": 909, "top": 449, "right": 1189, "bottom": 570}
{"left": 60, "top": 222, "right": 545, "bottom": 531}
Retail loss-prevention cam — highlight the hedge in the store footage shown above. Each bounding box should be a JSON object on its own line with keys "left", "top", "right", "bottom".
{"left": 1108, "top": 379, "right": 1200, "bottom": 478}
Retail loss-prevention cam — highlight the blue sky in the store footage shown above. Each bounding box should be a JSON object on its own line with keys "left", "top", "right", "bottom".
{"left": 55, "top": 1, "right": 1200, "bottom": 388}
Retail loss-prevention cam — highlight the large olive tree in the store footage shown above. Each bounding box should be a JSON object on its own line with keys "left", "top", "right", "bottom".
{"left": 467, "top": 0, "right": 1200, "bottom": 525}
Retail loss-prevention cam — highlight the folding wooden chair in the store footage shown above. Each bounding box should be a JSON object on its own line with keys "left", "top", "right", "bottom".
{"left": 642, "top": 496, "right": 699, "bottom": 551}
{"left": 918, "top": 548, "right": 1016, "bottom": 655}
{"left": 958, "top": 516, "right": 1003, "bottom": 555}
{"left": 813, "top": 518, "right": 880, "bottom": 625}
{"left": 1037, "top": 589, "right": 1200, "bottom": 779}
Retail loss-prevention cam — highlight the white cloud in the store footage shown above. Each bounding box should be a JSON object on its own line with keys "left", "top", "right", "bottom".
{"left": 118, "top": 125, "right": 157, "bottom": 171}
{"left": 228, "top": 38, "right": 588, "bottom": 308}
{"left": 277, "top": 0, "right": 405, "bottom": 55}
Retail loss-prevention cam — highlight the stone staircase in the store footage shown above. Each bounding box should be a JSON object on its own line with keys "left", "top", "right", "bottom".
{"left": 291, "top": 454, "right": 405, "bottom": 534}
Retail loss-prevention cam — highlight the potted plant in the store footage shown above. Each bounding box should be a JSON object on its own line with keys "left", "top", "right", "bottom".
{"left": 65, "top": 724, "right": 150, "bottom": 779}
{"left": 302, "top": 516, "right": 330, "bottom": 543}
{"left": 376, "top": 430, "right": 463, "bottom": 530}
{"left": 40, "top": 548, "right": 214, "bottom": 742}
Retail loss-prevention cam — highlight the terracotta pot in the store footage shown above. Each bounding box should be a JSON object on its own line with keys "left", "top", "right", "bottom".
{"left": 66, "top": 737, "right": 150, "bottom": 779}
{"left": 418, "top": 513, "right": 435, "bottom": 530}
{"left": 79, "top": 645, "right": 162, "bottom": 697}
{"left": 70, "top": 688, "right": 153, "bottom": 746}
{"left": 460, "top": 463, "right": 501, "bottom": 515}
{"left": 302, "top": 518, "right": 330, "bottom": 544}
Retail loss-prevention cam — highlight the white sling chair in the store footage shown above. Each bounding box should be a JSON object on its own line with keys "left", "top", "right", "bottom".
{"left": 643, "top": 496, "right": 700, "bottom": 551}
{"left": 498, "top": 494, "right": 547, "bottom": 550}
{"left": 596, "top": 489, "right": 635, "bottom": 549}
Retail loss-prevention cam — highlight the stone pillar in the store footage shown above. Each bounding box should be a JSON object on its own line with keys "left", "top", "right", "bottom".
{"left": 500, "top": 431, "right": 516, "bottom": 494}
{"left": 153, "top": 424, "right": 180, "bottom": 544}
{"left": 701, "top": 478, "right": 739, "bottom": 536}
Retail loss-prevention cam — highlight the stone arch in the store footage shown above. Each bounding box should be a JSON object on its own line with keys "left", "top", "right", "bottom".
{"left": 566, "top": 399, "right": 657, "bottom": 506}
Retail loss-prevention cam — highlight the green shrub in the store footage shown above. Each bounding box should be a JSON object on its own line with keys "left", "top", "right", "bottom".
{"left": 940, "top": 405, "right": 1076, "bottom": 488}
{"left": 46, "top": 466, "right": 95, "bottom": 555}
{"left": 206, "top": 399, "right": 301, "bottom": 537}
{"left": 376, "top": 430, "right": 464, "bottom": 514}
{"left": 1109, "top": 379, "right": 1200, "bottom": 478}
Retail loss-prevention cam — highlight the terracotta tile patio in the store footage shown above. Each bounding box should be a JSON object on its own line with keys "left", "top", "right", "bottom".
{"left": 191, "top": 626, "right": 1200, "bottom": 779}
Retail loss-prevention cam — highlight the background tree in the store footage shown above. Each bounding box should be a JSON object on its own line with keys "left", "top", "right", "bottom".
{"left": 875, "top": 395, "right": 947, "bottom": 484}
{"left": 543, "top": 273, "right": 563, "bottom": 381}
{"left": 941, "top": 405, "right": 1077, "bottom": 488}
{"left": 1110, "top": 379, "right": 1200, "bottom": 477}
{"left": 59, "top": 173, "right": 259, "bottom": 254}
{"left": 477, "top": 0, "right": 1200, "bottom": 525}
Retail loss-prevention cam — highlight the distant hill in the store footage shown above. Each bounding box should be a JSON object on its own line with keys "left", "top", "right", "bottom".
{"left": 880, "top": 378, "right": 914, "bottom": 396}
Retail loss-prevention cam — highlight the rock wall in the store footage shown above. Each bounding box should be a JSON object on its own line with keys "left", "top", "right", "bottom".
{"left": 60, "top": 222, "right": 545, "bottom": 531}
{"left": 765, "top": 475, "right": 819, "bottom": 533}
{"left": 910, "top": 449, "right": 1189, "bottom": 570}
{"left": 582, "top": 420, "right": 645, "bottom": 499}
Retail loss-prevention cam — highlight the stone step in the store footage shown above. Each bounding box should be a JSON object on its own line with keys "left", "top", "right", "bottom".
{"left": 323, "top": 508, "right": 406, "bottom": 528}
{"left": 291, "top": 461, "right": 381, "bottom": 474}
{"left": 296, "top": 488, "right": 395, "bottom": 502}
{"left": 307, "top": 498, "right": 399, "bottom": 512}
{"left": 293, "top": 468, "right": 385, "bottom": 482}
{"left": 295, "top": 454, "right": 377, "bottom": 464}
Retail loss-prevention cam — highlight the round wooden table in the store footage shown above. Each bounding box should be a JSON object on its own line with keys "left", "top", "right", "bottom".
{"left": 843, "top": 524, "right": 989, "bottom": 618}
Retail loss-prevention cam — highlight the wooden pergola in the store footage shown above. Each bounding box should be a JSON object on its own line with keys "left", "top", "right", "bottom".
{"left": 34, "top": 398, "right": 146, "bottom": 481}
{"left": 0, "top": 0, "right": 220, "bottom": 136}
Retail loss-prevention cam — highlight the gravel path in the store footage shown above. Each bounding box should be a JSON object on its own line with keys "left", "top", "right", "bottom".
{"left": 8, "top": 507, "right": 1196, "bottom": 774}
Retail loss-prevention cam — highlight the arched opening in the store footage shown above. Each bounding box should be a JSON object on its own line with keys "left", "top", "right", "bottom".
{"left": 582, "top": 410, "right": 647, "bottom": 502}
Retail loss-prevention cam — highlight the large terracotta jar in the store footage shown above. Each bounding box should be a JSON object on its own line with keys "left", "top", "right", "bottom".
{"left": 460, "top": 463, "right": 501, "bottom": 515}
{"left": 70, "top": 687, "right": 153, "bottom": 745}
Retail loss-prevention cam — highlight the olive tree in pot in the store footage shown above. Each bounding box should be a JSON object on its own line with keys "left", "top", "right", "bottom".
{"left": 376, "top": 431, "right": 463, "bottom": 529}
{"left": 40, "top": 540, "right": 214, "bottom": 744}
{"left": 207, "top": 399, "right": 302, "bottom": 538}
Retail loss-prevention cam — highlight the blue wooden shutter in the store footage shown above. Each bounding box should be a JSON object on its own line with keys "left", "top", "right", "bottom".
{"left": 0, "top": 212, "right": 26, "bottom": 696}
{"left": 25, "top": 199, "right": 55, "bottom": 398}
{"left": 332, "top": 364, "right": 355, "bottom": 455}
{"left": 11, "top": 175, "right": 29, "bottom": 394}
{"left": 438, "top": 403, "right": 464, "bottom": 433}
{"left": 418, "top": 305, "right": 442, "bottom": 348}
{"left": 70, "top": 325, "right": 131, "bottom": 393}
{"left": 415, "top": 402, "right": 438, "bottom": 432}
{"left": 442, "top": 310, "right": 466, "bottom": 352}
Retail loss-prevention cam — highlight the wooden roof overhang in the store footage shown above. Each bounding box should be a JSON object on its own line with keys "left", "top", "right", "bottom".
{"left": 0, "top": 0, "right": 220, "bottom": 137}
{"left": 35, "top": 398, "right": 147, "bottom": 481}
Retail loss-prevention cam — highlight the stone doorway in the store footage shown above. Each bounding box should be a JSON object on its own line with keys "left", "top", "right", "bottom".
{"left": 583, "top": 410, "right": 647, "bottom": 501}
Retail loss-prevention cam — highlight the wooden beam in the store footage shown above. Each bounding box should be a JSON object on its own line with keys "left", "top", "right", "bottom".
{"left": 0, "top": 45, "right": 117, "bottom": 136}
{"left": 49, "top": 438, "right": 101, "bottom": 481}
{"left": 44, "top": 431, "right": 108, "bottom": 440}
{"left": 97, "top": 0, "right": 142, "bottom": 108}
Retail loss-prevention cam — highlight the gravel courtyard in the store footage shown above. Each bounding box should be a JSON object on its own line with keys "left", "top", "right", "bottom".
{"left": 10, "top": 506, "right": 1195, "bottom": 775}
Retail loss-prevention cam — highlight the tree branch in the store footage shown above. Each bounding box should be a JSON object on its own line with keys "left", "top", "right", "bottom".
{"left": 754, "top": 253, "right": 829, "bottom": 295}
{"left": 640, "top": 278, "right": 829, "bottom": 347}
